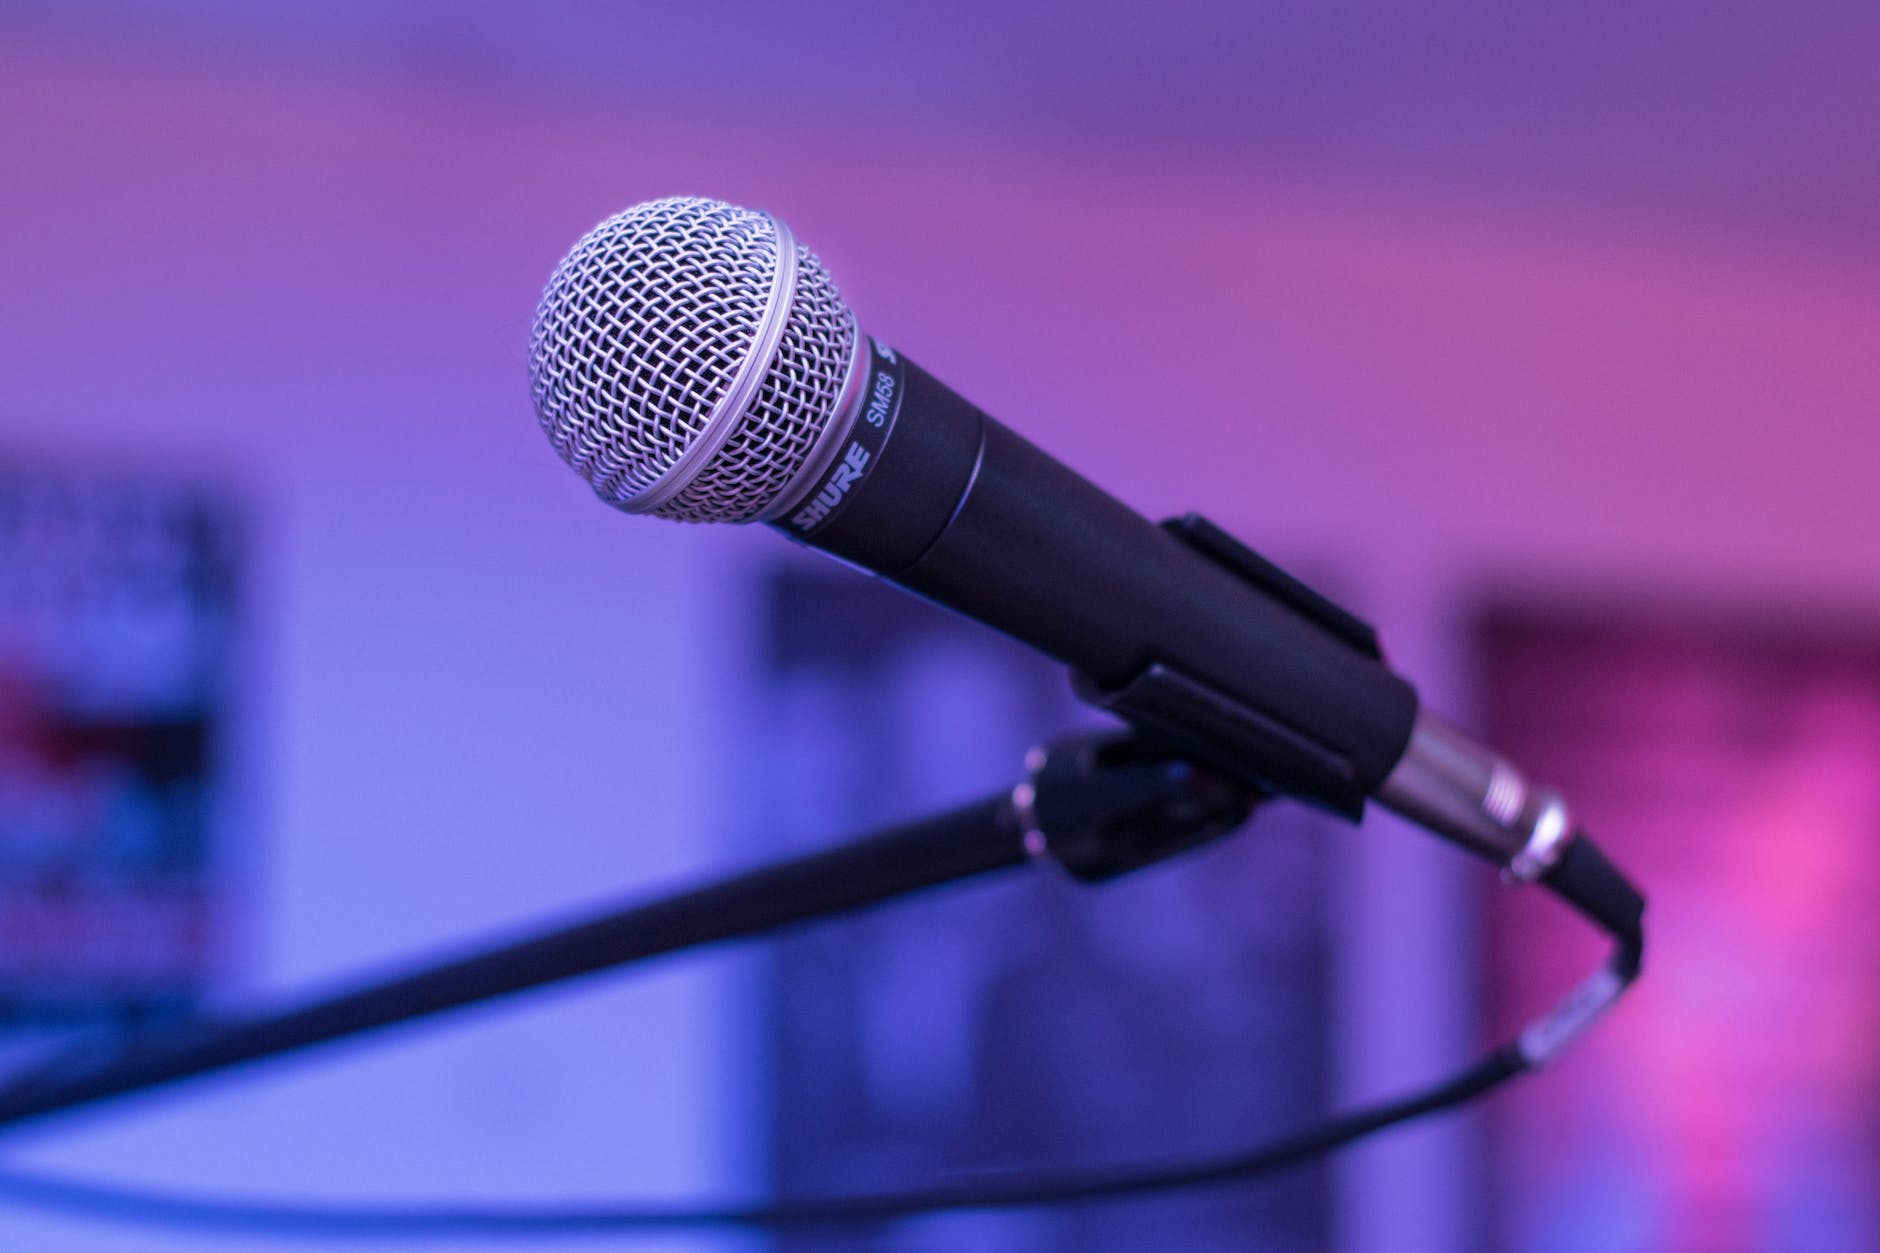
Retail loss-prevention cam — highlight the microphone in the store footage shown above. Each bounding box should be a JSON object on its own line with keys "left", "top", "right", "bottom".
{"left": 527, "top": 196, "right": 1572, "bottom": 877}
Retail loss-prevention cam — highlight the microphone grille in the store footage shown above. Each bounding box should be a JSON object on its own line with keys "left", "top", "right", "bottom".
{"left": 528, "top": 197, "right": 859, "bottom": 523}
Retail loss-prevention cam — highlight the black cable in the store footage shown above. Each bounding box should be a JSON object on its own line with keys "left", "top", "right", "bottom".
{"left": 0, "top": 930, "right": 1637, "bottom": 1241}
{"left": 0, "top": 1044, "right": 1527, "bottom": 1239}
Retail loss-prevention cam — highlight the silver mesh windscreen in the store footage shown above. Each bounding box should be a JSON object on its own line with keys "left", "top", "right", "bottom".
{"left": 528, "top": 197, "right": 860, "bottom": 524}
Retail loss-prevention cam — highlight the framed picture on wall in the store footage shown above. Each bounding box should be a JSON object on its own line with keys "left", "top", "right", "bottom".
{"left": 745, "top": 564, "right": 1340, "bottom": 1252}
{"left": 0, "top": 460, "right": 239, "bottom": 1031}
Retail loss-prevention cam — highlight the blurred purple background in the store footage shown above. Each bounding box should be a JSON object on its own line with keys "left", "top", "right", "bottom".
{"left": 0, "top": 2, "right": 1875, "bottom": 1250}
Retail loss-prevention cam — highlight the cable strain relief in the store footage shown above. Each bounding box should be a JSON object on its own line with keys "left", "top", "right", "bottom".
{"left": 1541, "top": 834, "right": 1645, "bottom": 951}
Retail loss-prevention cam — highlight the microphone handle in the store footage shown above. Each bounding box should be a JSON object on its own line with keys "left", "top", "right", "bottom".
{"left": 775, "top": 341, "right": 1419, "bottom": 819}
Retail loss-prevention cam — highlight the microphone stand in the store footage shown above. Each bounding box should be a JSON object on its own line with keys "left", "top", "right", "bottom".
{"left": 0, "top": 732, "right": 1260, "bottom": 1134}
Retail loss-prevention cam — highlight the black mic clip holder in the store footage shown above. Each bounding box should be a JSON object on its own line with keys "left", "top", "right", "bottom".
{"left": 1078, "top": 513, "right": 1386, "bottom": 822}
{"left": 1014, "top": 728, "right": 1264, "bottom": 883}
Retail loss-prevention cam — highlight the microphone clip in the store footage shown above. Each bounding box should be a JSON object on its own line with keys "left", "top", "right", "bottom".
{"left": 1071, "top": 513, "right": 1391, "bottom": 821}
{"left": 1011, "top": 730, "right": 1265, "bottom": 883}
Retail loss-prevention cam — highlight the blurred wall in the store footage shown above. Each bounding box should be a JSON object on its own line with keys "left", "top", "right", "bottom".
{"left": 0, "top": 5, "right": 1875, "bottom": 1251}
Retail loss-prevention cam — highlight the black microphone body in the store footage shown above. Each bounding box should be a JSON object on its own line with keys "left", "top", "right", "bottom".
{"left": 778, "top": 341, "right": 1418, "bottom": 819}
